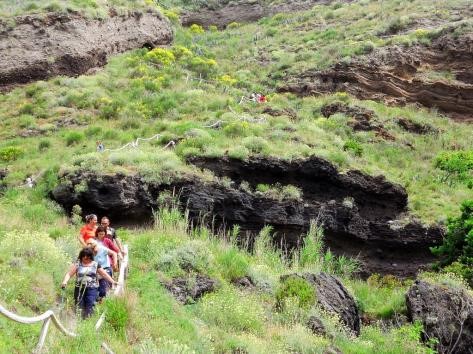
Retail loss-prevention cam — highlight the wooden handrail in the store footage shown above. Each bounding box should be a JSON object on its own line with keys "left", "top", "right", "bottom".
{"left": 0, "top": 244, "right": 129, "bottom": 354}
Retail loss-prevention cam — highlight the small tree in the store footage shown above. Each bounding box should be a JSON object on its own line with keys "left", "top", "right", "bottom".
{"left": 431, "top": 200, "right": 473, "bottom": 285}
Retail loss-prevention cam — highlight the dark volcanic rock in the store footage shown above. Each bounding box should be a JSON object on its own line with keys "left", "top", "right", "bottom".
{"left": 52, "top": 156, "right": 442, "bottom": 276}
{"left": 305, "top": 273, "right": 360, "bottom": 335}
{"left": 307, "top": 315, "right": 328, "bottom": 336}
{"left": 181, "top": 0, "right": 336, "bottom": 29}
{"left": 321, "top": 102, "right": 395, "bottom": 140}
{"left": 280, "top": 33, "right": 473, "bottom": 122}
{"left": 0, "top": 11, "right": 172, "bottom": 90}
{"left": 0, "top": 169, "right": 7, "bottom": 193}
{"left": 164, "top": 275, "right": 217, "bottom": 304}
{"left": 406, "top": 280, "right": 473, "bottom": 354}
{"left": 396, "top": 117, "right": 437, "bottom": 135}
{"left": 232, "top": 276, "right": 254, "bottom": 288}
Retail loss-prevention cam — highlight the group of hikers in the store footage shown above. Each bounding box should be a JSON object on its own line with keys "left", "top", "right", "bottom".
{"left": 61, "top": 215, "right": 126, "bottom": 319}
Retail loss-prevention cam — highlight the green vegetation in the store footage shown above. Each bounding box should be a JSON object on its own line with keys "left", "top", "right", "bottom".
{"left": 0, "top": 206, "right": 434, "bottom": 353}
{"left": 276, "top": 276, "right": 316, "bottom": 310}
{"left": 1, "top": 0, "right": 473, "bottom": 352}
{"left": 431, "top": 200, "right": 473, "bottom": 285}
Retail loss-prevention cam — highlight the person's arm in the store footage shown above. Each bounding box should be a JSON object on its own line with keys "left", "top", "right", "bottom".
{"left": 61, "top": 264, "right": 77, "bottom": 288}
{"left": 98, "top": 268, "right": 117, "bottom": 286}
{"left": 116, "top": 238, "right": 126, "bottom": 254}
{"left": 104, "top": 238, "right": 120, "bottom": 256}
{"left": 106, "top": 248, "right": 118, "bottom": 271}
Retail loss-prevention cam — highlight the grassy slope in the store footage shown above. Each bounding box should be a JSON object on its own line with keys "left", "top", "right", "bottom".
{"left": 1, "top": 0, "right": 472, "bottom": 224}
{"left": 0, "top": 0, "right": 472, "bottom": 352}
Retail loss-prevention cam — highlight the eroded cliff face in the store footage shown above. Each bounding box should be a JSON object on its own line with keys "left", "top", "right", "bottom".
{"left": 279, "top": 32, "right": 473, "bottom": 122}
{"left": 180, "top": 0, "right": 337, "bottom": 29}
{"left": 0, "top": 10, "right": 173, "bottom": 90}
{"left": 52, "top": 156, "right": 442, "bottom": 276}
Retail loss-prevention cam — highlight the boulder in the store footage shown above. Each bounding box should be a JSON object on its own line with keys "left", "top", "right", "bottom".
{"left": 164, "top": 274, "right": 218, "bottom": 304}
{"left": 406, "top": 280, "right": 473, "bottom": 354}
{"left": 307, "top": 315, "right": 327, "bottom": 336}
{"left": 304, "top": 273, "right": 361, "bottom": 335}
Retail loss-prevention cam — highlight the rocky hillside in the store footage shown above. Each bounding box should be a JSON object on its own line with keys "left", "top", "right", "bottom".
{"left": 0, "top": 10, "right": 172, "bottom": 90}
{"left": 0, "top": 0, "right": 472, "bottom": 353}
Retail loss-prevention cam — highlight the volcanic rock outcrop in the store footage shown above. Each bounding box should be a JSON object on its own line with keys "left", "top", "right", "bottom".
{"left": 289, "top": 273, "right": 360, "bottom": 335}
{"left": 321, "top": 102, "right": 395, "bottom": 140}
{"left": 52, "top": 156, "right": 442, "bottom": 276}
{"left": 280, "top": 32, "right": 473, "bottom": 122}
{"left": 181, "top": 0, "right": 336, "bottom": 29}
{"left": 406, "top": 280, "right": 473, "bottom": 354}
{"left": 163, "top": 275, "right": 218, "bottom": 304}
{"left": 0, "top": 10, "right": 173, "bottom": 90}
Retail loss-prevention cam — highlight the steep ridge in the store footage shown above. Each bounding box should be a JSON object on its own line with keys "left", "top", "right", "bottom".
{"left": 52, "top": 156, "right": 443, "bottom": 276}
{"left": 180, "top": 0, "right": 337, "bottom": 29}
{"left": 0, "top": 10, "right": 173, "bottom": 90}
{"left": 279, "top": 32, "right": 473, "bottom": 122}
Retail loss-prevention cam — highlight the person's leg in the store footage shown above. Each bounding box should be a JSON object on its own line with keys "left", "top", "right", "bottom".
{"left": 98, "top": 267, "right": 112, "bottom": 299}
{"left": 74, "top": 286, "right": 87, "bottom": 319}
{"left": 83, "top": 287, "right": 98, "bottom": 318}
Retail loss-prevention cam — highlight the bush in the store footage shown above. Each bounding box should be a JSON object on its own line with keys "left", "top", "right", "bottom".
{"left": 187, "top": 57, "right": 217, "bottom": 77}
{"left": 242, "top": 136, "right": 270, "bottom": 154}
{"left": 431, "top": 200, "right": 473, "bottom": 285}
{"left": 0, "top": 230, "right": 68, "bottom": 311}
{"left": 38, "top": 140, "right": 51, "bottom": 151}
{"left": 104, "top": 297, "right": 129, "bottom": 338}
{"left": 343, "top": 139, "right": 363, "bottom": 156}
{"left": 157, "top": 240, "right": 212, "bottom": 275}
{"left": 0, "top": 146, "right": 24, "bottom": 162}
{"left": 276, "top": 276, "right": 316, "bottom": 310}
{"left": 216, "top": 248, "right": 249, "bottom": 281}
{"left": 65, "top": 131, "right": 84, "bottom": 146}
{"left": 145, "top": 48, "right": 176, "bottom": 66}
{"left": 435, "top": 150, "right": 473, "bottom": 186}
{"left": 189, "top": 24, "right": 205, "bottom": 34}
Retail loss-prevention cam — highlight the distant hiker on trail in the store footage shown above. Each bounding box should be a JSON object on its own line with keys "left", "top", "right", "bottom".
{"left": 25, "top": 177, "right": 34, "bottom": 188}
{"left": 257, "top": 94, "right": 267, "bottom": 103}
{"left": 95, "top": 226, "right": 122, "bottom": 271}
{"left": 78, "top": 214, "right": 98, "bottom": 247}
{"left": 96, "top": 141, "right": 104, "bottom": 152}
{"left": 61, "top": 248, "right": 117, "bottom": 319}
{"left": 101, "top": 216, "right": 126, "bottom": 255}
{"left": 86, "top": 239, "right": 118, "bottom": 301}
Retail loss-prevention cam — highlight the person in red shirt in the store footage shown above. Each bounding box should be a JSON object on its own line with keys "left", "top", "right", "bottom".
{"left": 78, "top": 214, "right": 98, "bottom": 247}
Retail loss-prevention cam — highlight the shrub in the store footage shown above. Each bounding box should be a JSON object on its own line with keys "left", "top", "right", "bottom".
{"left": 171, "top": 45, "right": 193, "bottom": 60}
{"left": 104, "top": 297, "right": 129, "bottom": 337}
{"left": 343, "top": 139, "right": 363, "bottom": 156}
{"left": 157, "top": 240, "right": 212, "bottom": 274}
{"left": 187, "top": 56, "right": 217, "bottom": 77}
{"left": 242, "top": 136, "right": 269, "bottom": 154}
{"left": 431, "top": 200, "right": 473, "bottom": 285}
{"left": 224, "top": 121, "right": 252, "bottom": 138}
{"left": 435, "top": 150, "right": 473, "bottom": 186}
{"left": 0, "top": 146, "right": 24, "bottom": 162}
{"left": 189, "top": 24, "right": 205, "bottom": 34}
{"left": 218, "top": 74, "right": 238, "bottom": 86}
{"left": 227, "top": 22, "right": 241, "bottom": 29}
{"left": 38, "top": 140, "right": 51, "bottom": 151}
{"left": 276, "top": 276, "right": 316, "bottom": 310}
{"left": 145, "top": 48, "right": 175, "bottom": 66}
{"left": 216, "top": 248, "right": 249, "bottom": 281}
{"left": 162, "top": 9, "right": 179, "bottom": 23}
{"left": 65, "top": 131, "right": 84, "bottom": 146}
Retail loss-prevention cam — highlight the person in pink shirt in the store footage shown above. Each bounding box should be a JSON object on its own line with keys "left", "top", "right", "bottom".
{"left": 95, "top": 226, "right": 121, "bottom": 272}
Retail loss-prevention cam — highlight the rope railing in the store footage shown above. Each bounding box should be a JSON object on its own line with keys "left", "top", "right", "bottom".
{"left": 0, "top": 244, "right": 129, "bottom": 354}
